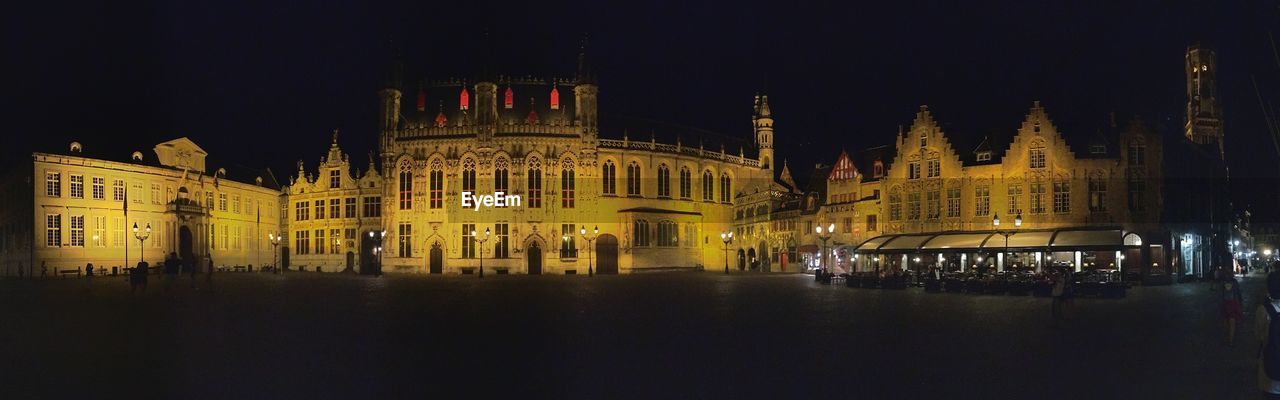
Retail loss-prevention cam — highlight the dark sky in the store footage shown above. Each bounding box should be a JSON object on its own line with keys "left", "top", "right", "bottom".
{"left": 8, "top": 0, "right": 1280, "bottom": 219}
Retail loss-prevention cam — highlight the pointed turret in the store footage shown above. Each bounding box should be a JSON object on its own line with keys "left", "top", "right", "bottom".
{"left": 574, "top": 35, "right": 599, "bottom": 139}
{"left": 753, "top": 93, "right": 775, "bottom": 171}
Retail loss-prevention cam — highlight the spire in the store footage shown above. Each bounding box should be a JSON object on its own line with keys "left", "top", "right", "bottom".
{"left": 779, "top": 159, "right": 798, "bottom": 192}
{"left": 416, "top": 81, "right": 426, "bottom": 112}
{"left": 758, "top": 94, "right": 772, "bottom": 118}
{"left": 383, "top": 38, "right": 403, "bottom": 90}
{"left": 332, "top": 129, "right": 339, "bottom": 147}
{"left": 576, "top": 34, "right": 596, "bottom": 85}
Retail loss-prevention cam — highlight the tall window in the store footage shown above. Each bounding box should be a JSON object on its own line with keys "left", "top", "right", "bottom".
{"left": 295, "top": 202, "right": 309, "bottom": 221}
{"left": 560, "top": 223, "right": 577, "bottom": 258}
{"left": 842, "top": 217, "right": 853, "bottom": 233}
{"left": 462, "top": 158, "right": 477, "bottom": 194}
{"left": 203, "top": 191, "right": 212, "bottom": 208}
{"left": 889, "top": 190, "right": 902, "bottom": 221}
{"left": 1128, "top": 143, "right": 1145, "bottom": 166}
{"left": 684, "top": 223, "right": 696, "bottom": 247}
{"left": 633, "top": 220, "right": 650, "bottom": 247}
{"left": 926, "top": 190, "right": 941, "bottom": 219}
{"left": 329, "top": 170, "right": 341, "bottom": 189}
{"left": 602, "top": 160, "right": 616, "bottom": 195}
{"left": 70, "top": 175, "right": 84, "bottom": 198}
{"left": 218, "top": 193, "right": 227, "bottom": 211}
{"left": 1030, "top": 148, "right": 1046, "bottom": 169}
{"left": 657, "top": 221, "right": 677, "bottom": 247}
{"left": 626, "top": 162, "right": 641, "bottom": 196}
{"left": 1127, "top": 180, "right": 1146, "bottom": 212}
{"left": 908, "top": 162, "right": 921, "bottom": 179}
{"left": 69, "top": 215, "right": 84, "bottom": 247}
{"left": 907, "top": 192, "right": 921, "bottom": 220}
{"left": 232, "top": 195, "right": 240, "bottom": 213}
{"left": 702, "top": 170, "right": 714, "bottom": 201}
{"left": 295, "top": 231, "right": 310, "bottom": 255}
{"left": 151, "top": 184, "right": 161, "bottom": 204}
{"left": 656, "top": 164, "right": 671, "bottom": 198}
{"left": 91, "top": 177, "right": 105, "bottom": 200}
{"left": 679, "top": 167, "right": 691, "bottom": 199}
{"left": 313, "top": 229, "right": 324, "bottom": 254}
{"left": 561, "top": 160, "right": 575, "bottom": 208}
{"left": 363, "top": 197, "right": 382, "bottom": 217}
{"left": 1089, "top": 177, "right": 1107, "bottom": 213}
{"left": 975, "top": 185, "right": 991, "bottom": 217}
{"left": 1007, "top": 184, "right": 1022, "bottom": 215}
{"left": 93, "top": 216, "right": 105, "bottom": 247}
{"left": 45, "top": 172, "right": 61, "bottom": 197}
{"left": 873, "top": 161, "right": 884, "bottom": 178}
{"left": 345, "top": 197, "right": 357, "bottom": 218}
{"left": 429, "top": 161, "right": 444, "bottom": 209}
{"left": 926, "top": 157, "right": 940, "bottom": 178}
{"left": 399, "top": 161, "right": 414, "bottom": 210}
{"left": 329, "top": 229, "right": 340, "bottom": 254}
{"left": 1030, "top": 181, "right": 1046, "bottom": 214}
{"left": 398, "top": 223, "right": 412, "bottom": 257}
{"left": 866, "top": 215, "right": 878, "bottom": 232}
{"left": 112, "top": 217, "right": 124, "bottom": 247}
{"left": 461, "top": 224, "right": 476, "bottom": 259}
{"left": 1053, "top": 180, "right": 1070, "bottom": 214}
{"left": 46, "top": 214, "right": 61, "bottom": 247}
{"left": 314, "top": 200, "right": 325, "bottom": 219}
{"left": 112, "top": 179, "right": 125, "bottom": 201}
{"left": 494, "top": 223, "right": 509, "bottom": 258}
{"left": 719, "top": 173, "right": 731, "bottom": 203}
{"left": 329, "top": 199, "right": 340, "bottom": 219}
{"left": 527, "top": 158, "right": 542, "bottom": 208}
{"left": 946, "top": 187, "right": 961, "bottom": 218}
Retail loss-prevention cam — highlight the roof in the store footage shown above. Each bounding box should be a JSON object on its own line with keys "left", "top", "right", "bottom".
{"left": 851, "top": 227, "right": 1134, "bottom": 253}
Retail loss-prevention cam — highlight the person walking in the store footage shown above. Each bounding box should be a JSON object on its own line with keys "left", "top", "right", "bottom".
{"left": 204, "top": 254, "right": 214, "bottom": 288}
{"left": 130, "top": 261, "right": 148, "bottom": 294}
{"left": 1220, "top": 267, "right": 1244, "bottom": 346}
{"left": 1051, "top": 268, "right": 1068, "bottom": 324}
{"left": 1255, "top": 272, "right": 1280, "bottom": 396}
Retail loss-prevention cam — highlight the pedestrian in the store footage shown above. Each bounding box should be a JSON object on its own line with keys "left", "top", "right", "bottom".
{"left": 163, "top": 253, "right": 179, "bottom": 291}
{"left": 1256, "top": 272, "right": 1280, "bottom": 396}
{"left": 1219, "top": 267, "right": 1244, "bottom": 346}
{"left": 85, "top": 263, "right": 93, "bottom": 278}
{"left": 1051, "top": 268, "right": 1068, "bottom": 324}
{"left": 41, "top": 261, "right": 48, "bottom": 279}
{"left": 130, "top": 261, "right": 148, "bottom": 294}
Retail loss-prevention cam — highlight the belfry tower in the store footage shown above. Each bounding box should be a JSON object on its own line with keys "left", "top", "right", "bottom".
{"left": 1185, "top": 43, "right": 1224, "bottom": 159}
{"left": 753, "top": 94, "right": 775, "bottom": 172}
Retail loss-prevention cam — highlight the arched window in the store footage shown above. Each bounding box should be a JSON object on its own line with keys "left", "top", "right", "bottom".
{"left": 398, "top": 161, "right": 413, "bottom": 210}
{"left": 627, "top": 162, "right": 641, "bottom": 196}
{"left": 657, "top": 221, "right": 678, "bottom": 247}
{"left": 561, "top": 158, "right": 575, "bottom": 208}
{"left": 459, "top": 87, "right": 470, "bottom": 111}
{"left": 679, "top": 167, "right": 691, "bottom": 199}
{"left": 634, "top": 219, "right": 650, "bottom": 247}
{"left": 657, "top": 164, "right": 671, "bottom": 198}
{"left": 550, "top": 86, "right": 560, "bottom": 110}
{"left": 462, "top": 158, "right": 477, "bottom": 194}
{"left": 702, "top": 170, "right": 714, "bottom": 201}
{"left": 504, "top": 87, "right": 514, "bottom": 109}
{"left": 601, "top": 160, "right": 616, "bottom": 195}
{"left": 527, "top": 157, "right": 542, "bottom": 208}
{"left": 494, "top": 158, "right": 509, "bottom": 207}
{"left": 873, "top": 160, "right": 884, "bottom": 177}
{"left": 719, "top": 173, "right": 732, "bottom": 203}
{"left": 429, "top": 160, "right": 443, "bottom": 209}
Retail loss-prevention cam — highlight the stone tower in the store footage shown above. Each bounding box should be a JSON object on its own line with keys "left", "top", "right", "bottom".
{"left": 574, "top": 44, "right": 599, "bottom": 140}
{"left": 1185, "top": 43, "right": 1224, "bottom": 158}
{"left": 378, "top": 58, "right": 403, "bottom": 155}
{"left": 753, "top": 94, "right": 775, "bottom": 171}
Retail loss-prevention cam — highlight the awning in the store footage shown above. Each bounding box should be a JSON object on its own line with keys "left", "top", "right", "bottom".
{"left": 854, "top": 235, "right": 895, "bottom": 252}
{"left": 797, "top": 244, "right": 820, "bottom": 253}
{"left": 920, "top": 232, "right": 995, "bottom": 250}
{"left": 983, "top": 230, "right": 1053, "bottom": 248}
{"left": 1050, "top": 229, "right": 1124, "bottom": 249}
{"left": 879, "top": 234, "right": 936, "bottom": 251}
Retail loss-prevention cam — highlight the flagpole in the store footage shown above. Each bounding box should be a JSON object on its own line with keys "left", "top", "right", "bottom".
{"left": 124, "top": 187, "right": 128, "bottom": 273}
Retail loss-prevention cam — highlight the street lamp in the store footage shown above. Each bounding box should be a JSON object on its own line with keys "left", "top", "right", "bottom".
{"left": 132, "top": 222, "right": 151, "bottom": 263}
{"left": 580, "top": 226, "right": 598, "bottom": 277}
{"left": 720, "top": 231, "right": 733, "bottom": 274}
{"left": 815, "top": 223, "right": 834, "bottom": 274}
{"left": 475, "top": 228, "right": 490, "bottom": 278}
{"left": 267, "top": 232, "right": 282, "bottom": 274}
{"left": 368, "top": 230, "right": 386, "bottom": 275}
{"left": 993, "top": 213, "right": 1022, "bottom": 273}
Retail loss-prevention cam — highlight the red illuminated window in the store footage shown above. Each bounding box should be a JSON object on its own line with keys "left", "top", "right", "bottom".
{"left": 504, "top": 87, "right": 514, "bottom": 109}
{"left": 550, "top": 86, "right": 560, "bottom": 110}
{"left": 459, "top": 87, "right": 470, "bottom": 110}
{"left": 416, "top": 88, "right": 426, "bottom": 111}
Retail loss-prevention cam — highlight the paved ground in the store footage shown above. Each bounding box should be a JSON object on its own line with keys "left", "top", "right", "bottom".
{"left": 0, "top": 271, "right": 1268, "bottom": 399}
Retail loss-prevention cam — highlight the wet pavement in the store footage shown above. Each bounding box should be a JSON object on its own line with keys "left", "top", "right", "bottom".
{"left": 0, "top": 272, "right": 1267, "bottom": 399}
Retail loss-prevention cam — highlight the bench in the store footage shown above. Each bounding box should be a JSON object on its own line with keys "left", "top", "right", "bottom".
{"left": 58, "top": 268, "right": 81, "bottom": 278}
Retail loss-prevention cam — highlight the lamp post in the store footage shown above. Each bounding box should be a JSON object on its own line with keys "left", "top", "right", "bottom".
{"left": 815, "top": 223, "right": 834, "bottom": 274}
{"left": 720, "top": 231, "right": 733, "bottom": 274}
{"left": 475, "top": 228, "right": 489, "bottom": 278}
{"left": 132, "top": 222, "right": 151, "bottom": 263}
{"left": 992, "top": 213, "right": 1022, "bottom": 273}
{"left": 267, "top": 232, "right": 282, "bottom": 274}
{"left": 580, "top": 226, "right": 598, "bottom": 277}
{"left": 368, "top": 230, "right": 386, "bottom": 276}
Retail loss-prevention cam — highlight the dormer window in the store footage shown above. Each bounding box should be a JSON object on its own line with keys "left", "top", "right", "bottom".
{"left": 550, "top": 86, "right": 560, "bottom": 110}
{"left": 1090, "top": 144, "right": 1106, "bottom": 155}
{"left": 920, "top": 135, "right": 928, "bottom": 148}
{"left": 976, "top": 151, "right": 992, "bottom": 162}
{"left": 873, "top": 160, "right": 884, "bottom": 177}
{"left": 1030, "top": 148, "right": 1046, "bottom": 169}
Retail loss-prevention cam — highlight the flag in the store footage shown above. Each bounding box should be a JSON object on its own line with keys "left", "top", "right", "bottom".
{"left": 123, "top": 185, "right": 128, "bottom": 216}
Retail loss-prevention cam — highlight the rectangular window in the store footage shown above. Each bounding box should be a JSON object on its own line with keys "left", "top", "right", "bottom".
{"left": 561, "top": 223, "right": 578, "bottom": 257}
{"left": 1128, "top": 180, "right": 1146, "bottom": 212}
{"left": 205, "top": 191, "right": 213, "bottom": 209}
{"left": 314, "top": 229, "right": 325, "bottom": 255}
{"left": 398, "top": 223, "right": 412, "bottom": 257}
{"left": 314, "top": 200, "right": 325, "bottom": 219}
{"left": 974, "top": 185, "right": 990, "bottom": 217}
{"left": 329, "top": 229, "right": 341, "bottom": 254}
{"left": 1128, "top": 144, "right": 1145, "bottom": 166}
{"left": 131, "top": 183, "right": 143, "bottom": 204}
{"left": 429, "top": 169, "right": 443, "bottom": 209}
{"left": 907, "top": 192, "right": 921, "bottom": 220}
{"left": 1053, "top": 181, "right": 1070, "bottom": 214}
{"left": 295, "top": 230, "right": 310, "bottom": 255}
{"left": 345, "top": 197, "right": 357, "bottom": 218}
{"left": 218, "top": 193, "right": 227, "bottom": 211}
{"left": 1089, "top": 178, "right": 1107, "bottom": 213}
{"left": 233, "top": 226, "right": 242, "bottom": 250}
{"left": 657, "top": 222, "right": 678, "bottom": 247}
{"left": 93, "top": 216, "right": 105, "bottom": 247}
{"left": 927, "top": 159, "right": 940, "bottom": 178}
{"left": 91, "top": 177, "right": 105, "bottom": 200}
{"left": 926, "top": 190, "right": 940, "bottom": 219}
{"left": 69, "top": 215, "right": 84, "bottom": 247}
{"left": 330, "top": 199, "right": 340, "bottom": 219}
{"left": 976, "top": 152, "right": 992, "bottom": 162}
{"left": 889, "top": 192, "right": 902, "bottom": 221}
{"left": 1030, "top": 149, "right": 1046, "bottom": 169}
{"left": 946, "top": 187, "right": 961, "bottom": 218}
{"left": 1007, "top": 184, "right": 1022, "bottom": 215}
{"left": 150, "top": 184, "right": 161, "bottom": 204}
{"left": 46, "top": 172, "right": 61, "bottom": 197}
{"left": 684, "top": 223, "right": 696, "bottom": 247}
{"left": 1030, "top": 182, "right": 1047, "bottom": 214}
{"left": 295, "top": 202, "right": 309, "bottom": 221}
{"left": 221, "top": 225, "right": 229, "bottom": 250}
{"left": 842, "top": 217, "right": 853, "bottom": 233}
{"left": 46, "top": 214, "right": 60, "bottom": 247}
{"left": 112, "top": 217, "right": 125, "bottom": 247}
{"left": 69, "top": 175, "right": 84, "bottom": 199}
{"left": 527, "top": 169, "right": 542, "bottom": 208}
{"left": 363, "top": 197, "right": 382, "bottom": 218}
{"left": 908, "top": 162, "right": 920, "bottom": 180}
{"left": 561, "top": 168, "right": 576, "bottom": 208}
{"left": 494, "top": 223, "right": 509, "bottom": 258}
{"left": 329, "top": 170, "right": 341, "bottom": 189}
{"left": 112, "top": 179, "right": 125, "bottom": 201}
{"left": 461, "top": 224, "right": 475, "bottom": 259}
{"left": 866, "top": 215, "right": 878, "bottom": 232}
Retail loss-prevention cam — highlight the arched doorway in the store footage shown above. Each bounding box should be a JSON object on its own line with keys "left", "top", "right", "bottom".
{"left": 737, "top": 249, "right": 746, "bottom": 271}
{"left": 747, "top": 248, "right": 757, "bottom": 271}
{"left": 596, "top": 234, "right": 619, "bottom": 274}
{"left": 527, "top": 242, "right": 542, "bottom": 275}
{"left": 346, "top": 251, "right": 355, "bottom": 272}
{"left": 759, "top": 242, "right": 770, "bottom": 272}
{"left": 429, "top": 243, "right": 443, "bottom": 274}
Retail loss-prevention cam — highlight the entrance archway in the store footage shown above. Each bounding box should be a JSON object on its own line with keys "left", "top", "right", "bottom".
{"left": 596, "top": 234, "right": 619, "bottom": 274}
{"left": 737, "top": 249, "right": 746, "bottom": 271}
{"left": 747, "top": 248, "right": 757, "bottom": 271}
{"left": 429, "top": 243, "right": 443, "bottom": 274}
{"left": 527, "top": 242, "right": 542, "bottom": 275}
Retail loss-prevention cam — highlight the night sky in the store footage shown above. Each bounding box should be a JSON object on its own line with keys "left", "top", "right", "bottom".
{"left": 8, "top": 0, "right": 1280, "bottom": 219}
